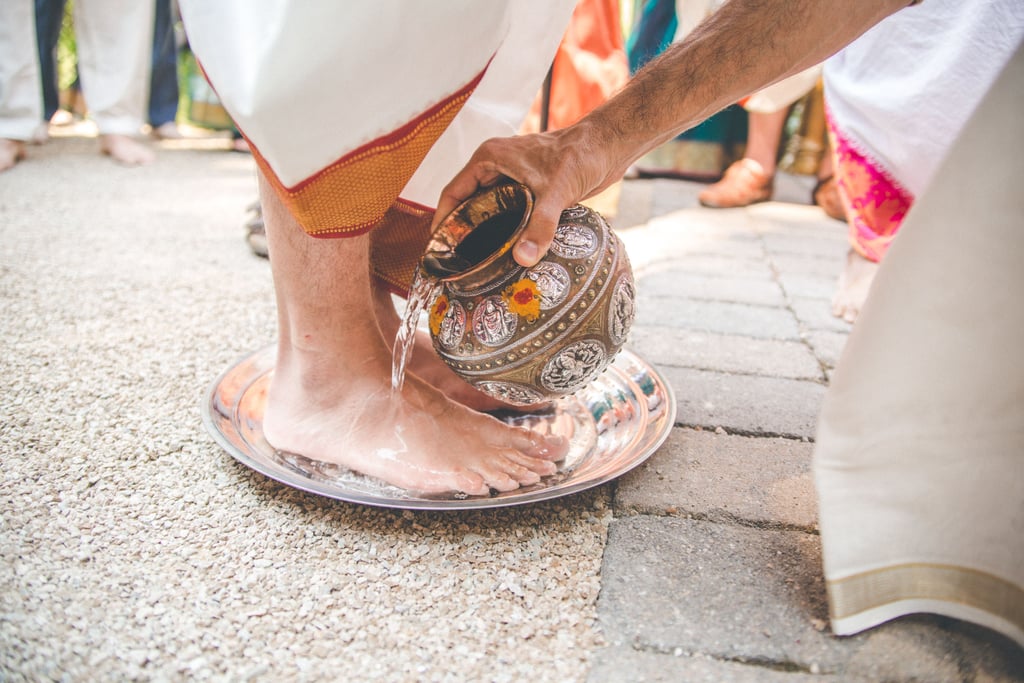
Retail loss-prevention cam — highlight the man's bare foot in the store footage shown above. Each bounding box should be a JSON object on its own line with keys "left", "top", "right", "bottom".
{"left": 371, "top": 284, "right": 530, "bottom": 413}
{"left": 0, "top": 139, "right": 25, "bottom": 172}
{"left": 262, "top": 339, "right": 566, "bottom": 496}
{"left": 256, "top": 167, "right": 562, "bottom": 495}
{"left": 99, "top": 134, "right": 155, "bottom": 166}
{"left": 832, "top": 249, "right": 880, "bottom": 323}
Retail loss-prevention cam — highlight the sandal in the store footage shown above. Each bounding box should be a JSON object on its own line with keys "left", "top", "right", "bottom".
{"left": 698, "top": 159, "right": 774, "bottom": 208}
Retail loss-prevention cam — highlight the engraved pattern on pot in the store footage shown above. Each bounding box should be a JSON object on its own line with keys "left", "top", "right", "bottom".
{"left": 473, "top": 381, "right": 545, "bottom": 407}
{"left": 472, "top": 296, "right": 517, "bottom": 347}
{"left": 526, "top": 262, "right": 571, "bottom": 310}
{"left": 608, "top": 275, "right": 636, "bottom": 345}
{"left": 541, "top": 339, "right": 607, "bottom": 393}
{"left": 437, "top": 299, "right": 467, "bottom": 350}
{"left": 549, "top": 223, "right": 598, "bottom": 259}
{"left": 425, "top": 184, "right": 635, "bottom": 403}
{"left": 560, "top": 205, "right": 590, "bottom": 220}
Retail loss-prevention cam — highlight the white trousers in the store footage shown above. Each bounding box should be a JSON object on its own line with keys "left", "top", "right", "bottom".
{"left": 71, "top": 0, "right": 155, "bottom": 135}
{"left": 0, "top": 0, "right": 153, "bottom": 138}
{"left": 0, "top": 0, "right": 42, "bottom": 141}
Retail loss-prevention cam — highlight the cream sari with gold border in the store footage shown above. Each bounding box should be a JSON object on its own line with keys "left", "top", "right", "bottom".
{"left": 814, "top": 44, "right": 1024, "bottom": 648}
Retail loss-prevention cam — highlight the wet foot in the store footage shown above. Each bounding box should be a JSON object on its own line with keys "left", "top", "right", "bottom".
{"left": 254, "top": 165, "right": 562, "bottom": 495}
{"left": 262, "top": 340, "right": 566, "bottom": 495}
{"left": 0, "top": 139, "right": 25, "bottom": 172}
{"left": 99, "top": 134, "right": 155, "bottom": 166}
{"left": 832, "top": 249, "right": 879, "bottom": 323}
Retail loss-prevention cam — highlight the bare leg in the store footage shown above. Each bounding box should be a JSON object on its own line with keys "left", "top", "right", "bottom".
{"left": 99, "top": 134, "right": 155, "bottom": 166}
{"left": 831, "top": 248, "right": 879, "bottom": 323}
{"left": 0, "top": 139, "right": 25, "bottom": 172}
{"left": 744, "top": 108, "right": 788, "bottom": 177}
{"left": 258, "top": 171, "right": 566, "bottom": 494}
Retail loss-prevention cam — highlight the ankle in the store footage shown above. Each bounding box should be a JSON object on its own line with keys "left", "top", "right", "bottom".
{"left": 279, "top": 331, "right": 392, "bottom": 386}
{"left": 740, "top": 158, "right": 773, "bottom": 178}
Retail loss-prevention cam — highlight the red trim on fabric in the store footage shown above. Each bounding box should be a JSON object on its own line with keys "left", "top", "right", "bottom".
{"left": 395, "top": 196, "right": 437, "bottom": 214}
{"left": 308, "top": 223, "right": 378, "bottom": 239}
{"left": 281, "top": 68, "right": 489, "bottom": 194}
{"left": 306, "top": 198, "right": 436, "bottom": 240}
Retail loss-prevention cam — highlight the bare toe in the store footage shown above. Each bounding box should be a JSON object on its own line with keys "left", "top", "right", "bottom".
{"left": 505, "top": 450, "right": 557, "bottom": 478}
{"left": 100, "top": 134, "right": 155, "bottom": 166}
{"left": 507, "top": 429, "right": 568, "bottom": 461}
{"left": 480, "top": 469, "right": 521, "bottom": 493}
{"left": 452, "top": 471, "right": 488, "bottom": 497}
{"left": 0, "top": 139, "right": 25, "bottom": 172}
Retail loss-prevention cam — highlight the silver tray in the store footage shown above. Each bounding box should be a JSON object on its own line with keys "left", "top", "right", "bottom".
{"left": 202, "top": 346, "right": 675, "bottom": 510}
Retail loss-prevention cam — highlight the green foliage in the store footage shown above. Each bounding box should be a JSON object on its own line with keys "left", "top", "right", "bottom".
{"left": 56, "top": 0, "right": 78, "bottom": 91}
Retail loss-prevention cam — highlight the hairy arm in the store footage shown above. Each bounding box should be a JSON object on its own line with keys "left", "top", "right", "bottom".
{"left": 434, "top": 0, "right": 912, "bottom": 266}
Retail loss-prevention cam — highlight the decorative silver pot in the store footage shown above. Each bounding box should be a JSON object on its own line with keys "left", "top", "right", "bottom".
{"left": 421, "top": 182, "right": 636, "bottom": 406}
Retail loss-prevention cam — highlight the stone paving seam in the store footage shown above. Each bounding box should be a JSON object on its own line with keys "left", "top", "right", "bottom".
{"left": 611, "top": 506, "right": 820, "bottom": 536}
{"left": 757, "top": 235, "right": 835, "bottom": 384}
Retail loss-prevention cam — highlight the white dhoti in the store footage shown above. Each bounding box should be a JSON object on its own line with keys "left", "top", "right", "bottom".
{"left": 814, "top": 44, "right": 1024, "bottom": 647}
{"left": 179, "top": 1, "right": 576, "bottom": 293}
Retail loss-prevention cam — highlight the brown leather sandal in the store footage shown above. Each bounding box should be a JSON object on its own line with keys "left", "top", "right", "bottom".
{"left": 698, "top": 159, "right": 774, "bottom": 208}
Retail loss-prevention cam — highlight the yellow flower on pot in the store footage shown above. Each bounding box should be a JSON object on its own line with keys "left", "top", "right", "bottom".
{"left": 429, "top": 294, "right": 450, "bottom": 336}
{"left": 502, "top": 278, "right": 541, "bottom": 322}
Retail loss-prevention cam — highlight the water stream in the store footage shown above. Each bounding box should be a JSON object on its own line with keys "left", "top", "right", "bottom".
{"left": 390, "top": 268, "right": 441, "bottom": 394}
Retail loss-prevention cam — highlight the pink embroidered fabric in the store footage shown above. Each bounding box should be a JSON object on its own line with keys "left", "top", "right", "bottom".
{"left": 826, "top": 107, "right": 914, "bottom": 263}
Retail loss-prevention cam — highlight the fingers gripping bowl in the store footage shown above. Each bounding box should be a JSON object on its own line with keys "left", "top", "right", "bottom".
{"left": 421, "top": 182, "right": 637, "bottom": 406}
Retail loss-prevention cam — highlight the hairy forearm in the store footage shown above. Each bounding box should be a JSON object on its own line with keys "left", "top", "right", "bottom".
{"left": 434, "top": 0, "right": 915, "bottom": 265}
{"left": 578, "top": 0, "right": 911, "bottom": 179}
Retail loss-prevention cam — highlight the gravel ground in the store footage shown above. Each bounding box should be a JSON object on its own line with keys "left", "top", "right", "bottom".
{"left": 1, "top": 131, "right": 610, "bottom": 681}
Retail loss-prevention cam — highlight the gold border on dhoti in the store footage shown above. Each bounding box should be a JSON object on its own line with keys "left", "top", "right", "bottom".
{"left": 252, "top": 68, "right": 486, "bottom": 238}
{"left": 827, "top": 562, "right": 1024, "bottom": 635}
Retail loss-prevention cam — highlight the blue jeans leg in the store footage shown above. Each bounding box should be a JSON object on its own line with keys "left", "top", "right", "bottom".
{"left": 148, "top": 0, "right": 179, "bottom": 127}
{"left": 35, "top": 0, "right": 66, "bottom": 121}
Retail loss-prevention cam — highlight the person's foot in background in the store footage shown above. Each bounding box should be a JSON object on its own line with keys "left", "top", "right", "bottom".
{"left": 0, "top": 139, "right": 26, "bottom": 172}
{"left": 699, "top": 158, "right": 774, "bottom": 208}
{"left": 150, "top": 121, "right": 184, "bottom": 140}
{"left": 812, "top": 176, "right": 846, "bottom": 221}
{"left": 699, "top": 107, "right": 788, "bottom": 208}
{"left": 831, "top": 248, "right": 879, "bottom": 323}
{"left": 99, "top": 134, "right": 155, "bottom": 165}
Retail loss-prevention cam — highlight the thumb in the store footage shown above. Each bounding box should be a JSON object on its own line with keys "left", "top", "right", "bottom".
{"left": 513, "top": 198, "right": 564, "bottom": 268}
